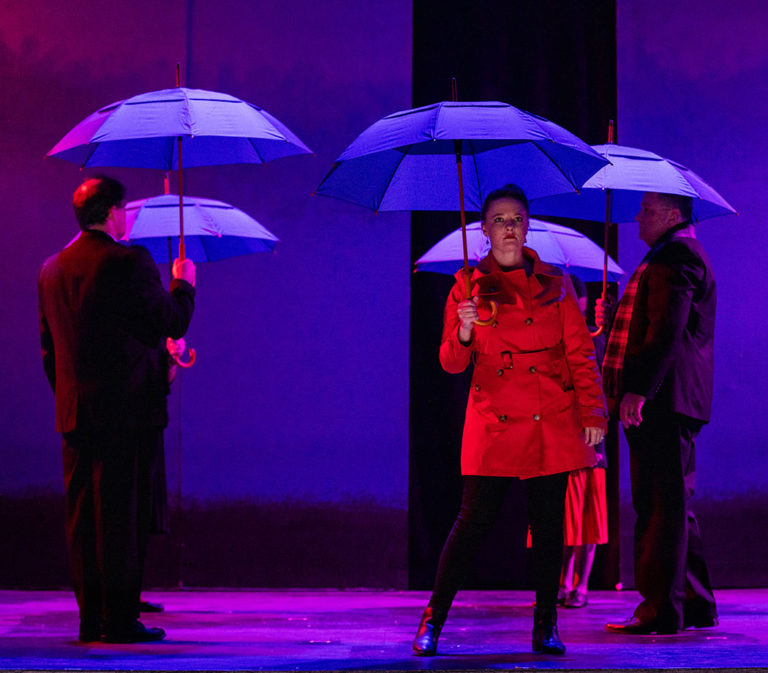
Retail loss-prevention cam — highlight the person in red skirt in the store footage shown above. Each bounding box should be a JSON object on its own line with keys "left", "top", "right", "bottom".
{"left": 558, "top": 275, "right": 608, "bottom": 608}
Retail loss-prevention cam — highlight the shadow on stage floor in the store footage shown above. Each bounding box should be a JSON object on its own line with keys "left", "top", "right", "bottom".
{"left": 1, "top": 588, "right": 766, "bottom": 670}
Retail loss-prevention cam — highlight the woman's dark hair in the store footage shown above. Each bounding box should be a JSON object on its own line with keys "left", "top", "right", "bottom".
{"left": 569, "top": 273, "right": 587, "bottom": 299}
{"left": 72, "top": 175, "right": 126, "bottom": 230}
{"left": 480, "top": 183, "right": 529, "bottom": 221}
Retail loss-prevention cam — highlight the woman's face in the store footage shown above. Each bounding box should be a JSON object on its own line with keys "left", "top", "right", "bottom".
{"left": 481, "top": 197, "right": 529, "bottom": 255}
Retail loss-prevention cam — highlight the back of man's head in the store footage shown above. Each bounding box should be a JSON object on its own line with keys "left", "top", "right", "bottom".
{"left": 657, "top": 192, "right": 693, "bottom": 223}
{"left": 73, "top": 176, "right": 125, "bottom": 230}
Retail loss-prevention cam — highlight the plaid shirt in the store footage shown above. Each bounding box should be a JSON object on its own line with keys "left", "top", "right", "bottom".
{"left": 602, "top": 223, "right": 693, "bottom": 399}
{"left": 601, "top": 260, "right": 649, "bottom": 398}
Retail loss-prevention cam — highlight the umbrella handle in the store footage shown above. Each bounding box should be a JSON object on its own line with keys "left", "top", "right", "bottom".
{"left": 589, "top": 325, "right": 604, "bottom": 338}
{"left": 474, "top": 301, "right": 498, "bottom": 327}
{"left": 172, "top": 347, "right": 196, "bottom": 368}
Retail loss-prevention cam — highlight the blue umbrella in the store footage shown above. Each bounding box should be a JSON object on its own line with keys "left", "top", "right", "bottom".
{"left": 315, "top": 100, "right": 608, "bottom": 212}
{"left": 47, "top": 87, "right": 312, "bottom": 169}
{"left": 529, "top": 143, "right": 737, "bottom": 223}
{"left": 125, "top": 194, "right": 279, "bottom": 264}
{"left": 416, "top": 219, "right": 624, "bottom": 282}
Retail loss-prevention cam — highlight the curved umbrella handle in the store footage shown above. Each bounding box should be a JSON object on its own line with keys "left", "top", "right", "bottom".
{"left": 589, "top": 325, "right": 604, "bottom": 338}
{"left": 474, "top": 301, "right": 498, "bottom": 327}
{"left": 173, "top": 347, "right": 196, "bottom": 368}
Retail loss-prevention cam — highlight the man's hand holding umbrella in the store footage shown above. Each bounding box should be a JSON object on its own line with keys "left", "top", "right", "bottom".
{"left": 169, "top": 257, "right": 196, "bottom": 366}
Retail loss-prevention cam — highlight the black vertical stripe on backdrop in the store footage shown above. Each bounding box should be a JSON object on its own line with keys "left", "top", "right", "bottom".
{"left": 409, "top": 0, "right": 618, "bottom": 589}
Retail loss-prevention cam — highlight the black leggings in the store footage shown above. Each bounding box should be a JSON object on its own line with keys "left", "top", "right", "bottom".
{"left": 428, "top": 473, "right": 569, "bottom": 613}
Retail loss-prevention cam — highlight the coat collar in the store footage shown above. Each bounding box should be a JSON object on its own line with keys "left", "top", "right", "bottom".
{"left": 472, "top": 247, "right": 563, "bottom": 279}
{"left": 460, "top": 247, "right": 565, "bottom": 304}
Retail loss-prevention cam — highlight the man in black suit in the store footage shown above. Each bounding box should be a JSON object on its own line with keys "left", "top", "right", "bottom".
{"left": 38, "top": 176, "right": 196, "bottom": 642}
{"left": 601, "top": 192, "right": 718, "bottom": 635}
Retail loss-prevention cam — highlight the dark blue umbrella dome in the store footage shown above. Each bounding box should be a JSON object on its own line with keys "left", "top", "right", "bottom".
{"left": 530, "top": 143, "right": 737, "bottom": 223}
{"left": 47, "top": 87, "right": 313, "bottom": 169}
{"left": 125, "top": 194, "right": 279, "bottom": 263}
{"left": 315, "top": 101, "right": 609, "bottom": 212}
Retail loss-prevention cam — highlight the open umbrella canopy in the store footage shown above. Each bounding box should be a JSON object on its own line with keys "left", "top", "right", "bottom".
{"left": 529, "top": 143, "right": 737, "bottom": 223}
{"left": 415, "top": 219, "right": 624, "bottom": 283}
{"left": 315, "top": 101, "right": 609, "bottom": 212}
{"left": 126, "top": 194, "right": 278, "bottom": 263}
{"left": 47, "top": 87, "right": 312, "bottom": 169}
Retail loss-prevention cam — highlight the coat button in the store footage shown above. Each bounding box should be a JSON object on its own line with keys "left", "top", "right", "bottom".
{"left": 533, "top": 414, "right": 541, "bottom": 421}
{"left": 529, "top": 366, "right": 536, "bottom": 373}
{"left": 474, "top": 384, "right": 481, "bottom": 391}
{"left": 496, "top": 369, "right": 504, "bottom": 376}
{"left": 525, "top": 317, "right": 533, "bottom": 325}
{"left": 498, "top": 414, "right": 508, "bottom": 422}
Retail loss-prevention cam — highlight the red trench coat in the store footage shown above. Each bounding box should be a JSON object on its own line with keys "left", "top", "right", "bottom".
{"left": 440, "top": 249, "right": 607, "bottom": 479}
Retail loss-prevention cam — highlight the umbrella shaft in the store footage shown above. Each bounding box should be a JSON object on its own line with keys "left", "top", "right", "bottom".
{"left": 177, "top": 136, "right": 185, "bottom": 260}
{"left": 602, "top": 188, "right": 612, "bottom": 298}
{"left": 454, "top": 141, "right": 471, "bottom": 298}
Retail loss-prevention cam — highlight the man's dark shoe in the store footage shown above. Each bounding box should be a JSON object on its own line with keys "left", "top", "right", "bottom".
{"left": 78, "top": 621, "right": 102, "bottom": 643}
{"left": 102, "top": 620, "right": 166, "bottom": 643}
{"left": 605, "top": 616, "right": 678, "bottom": 635}
{"left": 139, "top": 600, "right": 165, "bottom": 613}
{"left": 683, "top": 614, "right": 718, "bottom": 629}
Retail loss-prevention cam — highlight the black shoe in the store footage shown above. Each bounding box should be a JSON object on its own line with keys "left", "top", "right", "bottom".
{"left": 532, "top": 607, "right": 566, "bottom": 655}
{"left": 102, "top": 620, "right": 166, "bottom": 643}
{"left": 139, "top": 600, "right": 165, "bottom": 613}
{"left": 564, "top": 590, "right": 588, "bottom": 608}
{"left": 78, "top": 621, "right": 102, "bottom": 643}
{"left": 605, "top": 616, "right": 678, "bottom": 635}
{"left": 683, "top": 614, "right": 718, "bottom": 629}
{"left": 412, "top": 606, "right": 447, "bottom": 656}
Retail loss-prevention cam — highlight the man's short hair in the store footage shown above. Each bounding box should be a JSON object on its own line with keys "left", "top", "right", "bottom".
{"left": 72, "top": 176, "right": 126, "bottom": 230}
{"left": 657, "top": 192, "right": 693, "bottom": 223}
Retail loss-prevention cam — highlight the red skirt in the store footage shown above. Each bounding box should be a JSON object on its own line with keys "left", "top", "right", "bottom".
{"left": 563, "top": 467, "right": 608, "bottom": 545}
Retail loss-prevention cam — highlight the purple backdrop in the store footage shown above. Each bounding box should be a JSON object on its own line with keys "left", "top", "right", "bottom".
{"left": 0, "top": 0, "right": 411, "bottom": 587}
{"left": 617, "top": 0, "right": 768, "bottom": 586}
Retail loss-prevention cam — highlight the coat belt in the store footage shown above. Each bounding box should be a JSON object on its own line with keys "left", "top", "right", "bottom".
{"left": 474, "top": 343, "right": 565, "bottom": 369}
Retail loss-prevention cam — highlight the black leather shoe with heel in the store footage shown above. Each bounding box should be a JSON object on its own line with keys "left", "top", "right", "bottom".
{"left": 532, "top": 607, "right": 566, "bottom": 655}
{"left": 412, "top": 606, "right": 447, "bottom": 656}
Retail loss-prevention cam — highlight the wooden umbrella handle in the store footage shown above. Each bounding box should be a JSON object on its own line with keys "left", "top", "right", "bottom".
{"left": 475, "top": 301, "right": 498, "bottom": 327}
{"left": 172, "top": 348, "right": 196, "bottom": 368}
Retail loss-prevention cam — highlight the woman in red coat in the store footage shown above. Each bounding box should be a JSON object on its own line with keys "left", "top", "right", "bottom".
{"left": 412, "top": 184, "right": 607, "bottom": 656}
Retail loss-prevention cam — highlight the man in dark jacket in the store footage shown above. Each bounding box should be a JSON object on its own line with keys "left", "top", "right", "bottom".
{"left": 38, "top": 176, "right": 196, "bottom": 642}
{"left": 602, "top": 192, "right": 718, "bottom": 635}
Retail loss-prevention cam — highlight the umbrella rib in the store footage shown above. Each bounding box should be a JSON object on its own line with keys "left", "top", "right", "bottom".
{"left": 248, "top": 137, "right": 267, "bottom": 163}
{"left": 531, "top": 141, "right": 580, "bottom": 193}
{"left": 80, "top": 142, "right": 101, "bottom": 168}
{"left": 372, "top": 146, "right": 413, "bottom": 212}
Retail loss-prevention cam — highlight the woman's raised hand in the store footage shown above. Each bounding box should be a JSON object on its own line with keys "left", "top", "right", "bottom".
{"left": 457, "top": 296, "right": 479, "bottom": 342}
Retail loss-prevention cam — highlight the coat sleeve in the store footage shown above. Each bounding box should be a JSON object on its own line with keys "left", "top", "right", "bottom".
{"left": 623, "top": 244, "right": 702, "bottom": 398}
{"left": 439, "top": 279, "right": 474, "bottom": 373}
{"left": 38, "top": 268, "right": 55, "bottom": 391}
{"left": 121, "top": 246, "right": 196, "bottom": 347}
{"left": 560, "top": 284, "right": 607, "bottom": 431}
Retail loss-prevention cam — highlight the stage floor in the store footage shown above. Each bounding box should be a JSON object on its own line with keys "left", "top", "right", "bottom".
{"left": 1, "top": 588, "right": 766, "bottom": 670}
